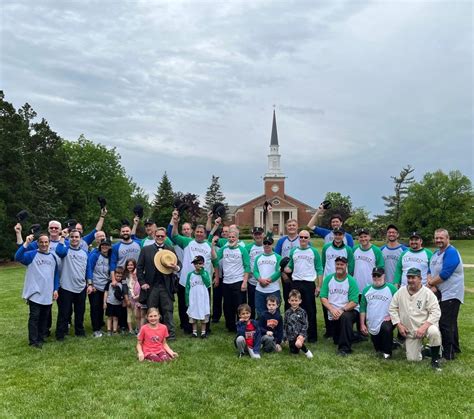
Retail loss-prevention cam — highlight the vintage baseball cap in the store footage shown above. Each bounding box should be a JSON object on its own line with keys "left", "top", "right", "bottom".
{"left": 16, "top": 210, "right": 29, "bottom": 222}
{"left": 407, "top": 267, "right": 421, "bottom": 277}
{"left": 98, "top": 239, "right": 112, "bottom": 248}
{"left": 335, "top": 256, "right": 348, "bottom": 264}
{"left": 191, "top": 255, "right": 205, "bottom": 265}
{"left": 212, "top": 203, "right": 226, "bottom": 218}
{"left": 133, "top": 204, "right": 144, "bottom": 219}
{"left": 333, "top": 227, "right": 345, "bottom": 235}
{"left": 409, "top": 231, "right": 422, "bottom": 239}
{"left": 263, "top": 237, "right": 274, "bottom": 245}
{"left": 97, "top": 196, "right": 107, "bottom": 209}
{"left": 386, "top": 224, "right": 399, "bottom": 231}
{"left": 144, "top": 218, "right": 155, "bottom": 226}
{"left": 358, "top": 228, "right": 370, "bottom": 236}
{"left": 372, "top": 267, "right": 385, "bottom": 276}
{"left": 252, "top": 227, "right": 264, "bottom": 234}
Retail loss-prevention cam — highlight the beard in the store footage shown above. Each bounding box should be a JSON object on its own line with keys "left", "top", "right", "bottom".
{"left": 121, "top": 234, "right": 130, "bottom": 241}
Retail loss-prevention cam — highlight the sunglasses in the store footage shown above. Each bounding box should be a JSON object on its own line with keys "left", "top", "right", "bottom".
{"left": 156, "top": 235, "right": 166, "bottom": 238}
{"left": 299, "top": 236, "right": 310, "bottom": 239}
{"left": 49, "top": 227, "right": 59, "bottom": 230}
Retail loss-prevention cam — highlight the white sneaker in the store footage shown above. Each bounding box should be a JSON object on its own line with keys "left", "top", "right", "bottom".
{"left": 93, "top": 331, "right": 103, "bottom": 338}
{"left": 248, "top": 348, "right": 260, "bottom": 359}
{"left": 305, "top": 350, "right": 314, "bottom": 359}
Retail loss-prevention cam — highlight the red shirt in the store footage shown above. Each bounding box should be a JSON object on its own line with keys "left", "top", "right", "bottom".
{"left": 137, "top": 323, "right": 169, "bottom": 356}
{"left": 244, "top": 321, "right": 256, "bottom": 349}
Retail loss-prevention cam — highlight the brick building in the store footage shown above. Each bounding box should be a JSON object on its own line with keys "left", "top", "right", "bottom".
{"left": 229, "top": 111, "right": 315, "bottom": 235}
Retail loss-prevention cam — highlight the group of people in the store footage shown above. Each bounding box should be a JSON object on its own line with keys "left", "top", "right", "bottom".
{"left": 14, "top": 202, "right": 464, "bottom": 368}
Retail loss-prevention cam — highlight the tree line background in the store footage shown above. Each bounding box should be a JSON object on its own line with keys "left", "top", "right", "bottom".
{"left": 1, "top": 91, "right": 472, "bottom": 260}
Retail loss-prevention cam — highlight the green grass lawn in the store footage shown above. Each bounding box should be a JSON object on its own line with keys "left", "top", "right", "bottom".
{"left": 1, "top": 244, "right": 473, "bottom": 418}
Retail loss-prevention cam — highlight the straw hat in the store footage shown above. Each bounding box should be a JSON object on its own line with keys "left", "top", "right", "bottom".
{"left": 154, "top": 249, "right": 177, "bottom": 274}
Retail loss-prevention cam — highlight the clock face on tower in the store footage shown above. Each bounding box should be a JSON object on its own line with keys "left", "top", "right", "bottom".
{"left": 271, "top": 184, "right": 279, "bottom": 193}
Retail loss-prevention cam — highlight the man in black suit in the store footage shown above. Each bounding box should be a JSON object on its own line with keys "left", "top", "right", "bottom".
{"left": 137, "top": 227, "right": 181, "bottom": 339}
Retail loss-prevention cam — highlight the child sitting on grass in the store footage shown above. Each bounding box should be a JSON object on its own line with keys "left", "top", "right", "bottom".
{"left": 186, "top": 255, "right": 211, "bottom": 338}
{"left": 235, "top": 303, "right": 262, "bottom": 359}
{"left": 103, "top": 266, "right": 127, "bottom": 335}
{"left": 258, "top": 295, "right": 283, "bottom": 353}
{"left": 137, "top": 308, "right": 178, "bottom": 362}
{"left": 284, "top": 289, "right": 313, "bottom": 359}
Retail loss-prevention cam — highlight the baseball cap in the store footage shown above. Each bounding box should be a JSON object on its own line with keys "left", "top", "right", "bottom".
{"left": 372, "top": 267, "right": 385, "bottom": 276}
{"left": 358, "top": 228, "right": 370, "bottom": 236}
{"left": 144, "top": 218, "right": 155, "bottom": 226}
{"left": 252, "top": 227, "right": 264, "bottom": 234}
{"left": 335, "top": 256, "right": 348, "bottom": 264}
{"left": 407, "top": 267, "right": 421, "bottom": 277}
{"left": 409, "top": 231, "right": 422, "bottom": 239}
{"left": 333, "top": 227, "right": 345, "bottom": 235}
{"left": 386, "top": 224, "right": 399, "bottom": 231}
{"left": 191, "top": 255, "right": 205, "bottom": 264}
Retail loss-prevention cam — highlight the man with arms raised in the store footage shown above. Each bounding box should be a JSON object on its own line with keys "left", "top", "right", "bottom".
{"left": 307, "top": 204, "right": 354, "bottom": 247}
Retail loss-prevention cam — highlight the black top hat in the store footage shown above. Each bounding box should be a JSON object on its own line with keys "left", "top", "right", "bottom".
{"left": 133, "top": 204, "right": 144, "bottom": 219}
{"left": 97, "top": 196, "right": 107, "bottom": 209}
{"left": 212, "top": 203, "right": 226, "bottom": 218}
{"left": 16, "top": 210, "right": 29, "bottom": 223}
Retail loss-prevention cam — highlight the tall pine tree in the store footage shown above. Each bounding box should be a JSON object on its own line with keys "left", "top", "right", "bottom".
{"left": 152, "top": 172, "right": 174, "bottom": 227}
{"left": 204, "top": 175, "right": 228, "bottom": 217}
{"left": 382, "top": 165, "right": 415, "bottom": 223}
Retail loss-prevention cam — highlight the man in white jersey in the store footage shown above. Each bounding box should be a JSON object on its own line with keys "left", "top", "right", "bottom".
{"left": 275, "top": 219, "right": 300, "bottom": 311}
{"left": 212, "top": 229, "right": 250, "bottom": 332}
{"left": 284, "top": 229, "right": 323, "bottom": 343}
{"left": 428, "top": 229, "right": 464, "bottom": 361}
{"left": 380, "top": 225, "right": 407, "bottom": 286}
{"left": 389, "top": 267, "right": 442, "bottom": 370}
{"left": 253, "top": 236, "right": 282, "bottom": 318}
{"left": 394, "top": 232, "right": 432, "bottom": 287}
{"left": 320, "top": 256, "right": 359, "bottom": 356}
{"left": 360, "top": 267, "right": 397, "bottom": 359}
{"left": 353, "top": 228, "right": 384, "bottom": 294}
{"left": 245, "top": 227, "right": 265, "bottom": 319}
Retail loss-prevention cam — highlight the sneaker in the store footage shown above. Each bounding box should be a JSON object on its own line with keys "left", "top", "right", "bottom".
{"left": 191, "top": 332, "right": 198, "bottom": 338}
{"left": 305, "top": 350, "right": 314, "bottom": 359}
{"left": 107, "top": 331, "right": 113, "bottom": 336}
{"left": 200, "top": 332, "right": 207, "bottom": 339}
{"left": 248, "top": 348, "right": 258, "bottom": 359}
{"left": 238, "top": 352, "right": 245, "bottom": 358}
{"left": 431, "top": 359, "right": 442, "bottom": 372}
{"left": 337, "top": 349, "right": 350, "bottom": 357}
{"left": 93, "top": 331, "right": 103, "bottom": 338}
{"left": 421, "top": 345, "right": 432, "bottom": 359}
{"left": 128, "top": 331, "right": 135, "bottom": 336}
{"left": 383, "top": 353, "right": 392, "bottom": 360}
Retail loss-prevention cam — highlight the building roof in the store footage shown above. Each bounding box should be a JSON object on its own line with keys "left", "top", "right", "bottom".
{"left": 270, "top": 110, "right": 279, "bottom": 146}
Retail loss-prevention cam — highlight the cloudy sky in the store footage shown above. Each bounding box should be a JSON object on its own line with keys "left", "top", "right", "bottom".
{"left": 2, "top": 0, "right": 472, "bottom": 215}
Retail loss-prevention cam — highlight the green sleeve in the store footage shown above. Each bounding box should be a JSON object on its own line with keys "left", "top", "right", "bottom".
{"left": 359, "top": 285, "right": 371, "bottom": 313}
{"left": 253, "top": 255, "right": 262, "bottom": 280}
{"left": 387, "top": 283, "right": 398, "bottom": 296}
{"left": 347, "top": 275, "right": 360, "bottom": 302}
{"left": 425, "top": 248, "right": 433, "bottom": 264}
{"left": 239, "top": 247, "right": 250, "bottom": 273}
{"left": 374, "top": 245, "right": 384, "bottom": 268}
{"left": 185, "top": 272, "right": 192, "bottom": 306}
{"left": 321, "top": 243, "right": 330, "bottom": 268}
{"left": 393, "top": 250, "right": 406, "bottom": 285}
{"left": 320, "top": 275, "right": 331, "bottom": 299}
{"left": 245, "top": 243, "right": 254, "bottom": 254}
{"left": 346, "top": 246, "right": 355, "bottom": 276}
{"left": 287, "top": 247, "right": 296, "bottom": 271}
{"left": 218, "top": 238, "right": 228, "bottom": 248}
{"left": 201, "top": 269, "right": 211, "bottom": 288}
{"left": 172, "top": 234, "right": 192, "bottom": 249}
{"left": 270, "top": 254, "right": 282, "bottom": 282}
{"left": 213, "top": 247, "right": 224, "bottom": 268}
{"left": 165, "top": 237, "right": 174, "bottom": 248}
{"left": 311, "top": 247, "right": 323, "bottom": 276}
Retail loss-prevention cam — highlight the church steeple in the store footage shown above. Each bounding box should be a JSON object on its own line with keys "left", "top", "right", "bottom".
{"left": 264, "top": 110, "right": 285, "bottom": 179}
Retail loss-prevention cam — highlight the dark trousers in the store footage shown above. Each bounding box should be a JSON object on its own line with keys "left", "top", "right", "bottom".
{"left": 292, "top": 281, "right": 317, "bottom": 342}
{"left": 28, "top": 300, "right": 51, "bottom": 345}
{"left": 439, "top": 299, "right": 461, "bottom": 360}
{"left": 223, "top": 281, "right": 245, "bottom": 332}
{"left": 332, "top": 310, "right": 357, "bottom": 352}
{"left": 88, "top": 290, "right": 105, "bottom": 332}
{"left": 289, "top": 339, "right": 308, "bottom": 354}
{"left": 247, "top": 283, "right": 256, "bottom": 320}
{"left": 147, "top": 283, "right": 175, "bottom": 338}
{"left": 282, "top": 278, "right": 292, "bottom": 311}
{"left": 322, "top": 303, "right": 334, "bottom": 337}
{"left": 56, "top": 287, "right": 86, "bottom": 339}
{"left": 212, "top": 278, "right": 224, "bottom": 322}
{"left": 370, "top": 320, "right": 394, "bottom": 355}
{"left": 177, "top": 284, "right": 191, "bottom": 332}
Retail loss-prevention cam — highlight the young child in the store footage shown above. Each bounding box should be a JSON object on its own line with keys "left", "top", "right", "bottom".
{"left": 235, "top": 304, "right": 262, "bottom": 359}
{"left": 258, "top": 295, "right": 283, "bottom": 353}
{"left": 284, "top": 289, "right": 313, "bottom": 359}
{"left": 124, "top": 259, "right": 142, "bottom": 333}
{"left": 103, "top": 267, "right": 127, "bottom": 335}
{"left": 137, "top": 308, "right": 178, "bottom": 362}
{"left": 185, "top": 255, "right": 211, "bottom": 338}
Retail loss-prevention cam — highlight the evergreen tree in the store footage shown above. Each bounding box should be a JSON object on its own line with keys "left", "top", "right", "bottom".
{"left": 382, "top": 165, "right": 415, "bottom": 223}
{"left": 151, "top": 172, "right": 174, "bottom": 227}
{"left": 204, "top": 175, "right": 228, "bottom": 216}
{"left": 173, "top": 191, "right": 201, "bottom": 226}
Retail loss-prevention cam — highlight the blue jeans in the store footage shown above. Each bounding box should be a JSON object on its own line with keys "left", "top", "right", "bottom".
{"left": 255, "top": 290, "right": 281, "bottom": 319}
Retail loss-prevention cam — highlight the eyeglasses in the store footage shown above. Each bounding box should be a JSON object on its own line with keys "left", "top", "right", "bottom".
{"left": 299, "top": 236, "right": 310, "bottom": 239}
{"left": 49, "top": 227, "right": 59, "bottom": 230}
{"left": 156, "top": 235, "right": 166, "bottom": 238}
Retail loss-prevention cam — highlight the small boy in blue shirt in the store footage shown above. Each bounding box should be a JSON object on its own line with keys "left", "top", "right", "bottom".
{"left": 235, "top": 304, "right": 262, "bottom": 359}
{"left": 258, "top": 295, "right": 283, "bottom": 353}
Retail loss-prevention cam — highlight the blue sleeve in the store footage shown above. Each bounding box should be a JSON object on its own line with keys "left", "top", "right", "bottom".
{"left": 439, "top": 247, "right": 461, "bottom": 280}
{"left": 14, "top": 246, "right": 37, "bottom": 265}
{"left": 167, "top": 224, "right": 173, "bottom": 239}
{"left": 53, "top": 259, "right": 60, "bottom": 291}
{"left": 313, "top": 226, "right": 330, "bottom": 239}
{"left": 27, "top": 241, "right": 38, "bottom": 251}
{"left": 258, "top": 314, "right": 267, "bottom": 334}
{"left": 55, "top": 243, "right": 68, "bottom": 258}
{"left": 275, "top": 313, "right": 284, "bottom": 344}
{"left": 132, "top": 238, "right": 141, "bottom": 245}
{"left": 83, "top": 229, "right": 96, "bottom": 245}
{"left": 110, "top": 243, "right": 119, "bottom": 272}
{"left": 274, "top": 237, "right": 285, "bottom": 255}
{"left": 345, "top": 233, "right": 354, "bottom": 248}
{"left": 86, "top": 251, "right": 100, "bottom": 280}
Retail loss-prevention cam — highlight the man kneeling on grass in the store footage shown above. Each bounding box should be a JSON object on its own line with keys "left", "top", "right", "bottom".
{"left": 389, "top": 268, "right": 442, "bottom": 371}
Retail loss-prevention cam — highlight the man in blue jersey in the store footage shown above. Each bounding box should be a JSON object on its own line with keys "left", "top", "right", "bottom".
{"left": 307, "top": 204, "right": 354, "bottom": 247}
{"left": 110, "top": 223, "right": 141, "bottom": 284}
{"left": 380, "top": 224, "right": 407, "bottom": 285}
{"left": 428, "top": 229, "right": 465, "bottom": 361}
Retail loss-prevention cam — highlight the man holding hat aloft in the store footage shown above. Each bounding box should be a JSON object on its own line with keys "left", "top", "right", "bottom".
{"left": 360, "top": 267, "right": 397, "bottom": 359}
{"left": 389, "top": 267, "right": 442, "bottom": 370}
{"left": 245, "top": 227, "right": 266, "bottom": 319}
{"left": 136, "top": 227, "right": 181, "bottom": 339}
{"left": 394, "top": 232, "right": 432, "bottom": 287}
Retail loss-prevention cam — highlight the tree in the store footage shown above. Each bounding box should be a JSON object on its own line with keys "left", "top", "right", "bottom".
{"left": 382, "top": 165, "right": 415, "bottom": 223}
{"left": 319, "top": 192, "right": 353, "bottom": 228}
{"left": 173, "top": 191, "right": 201, "bottom": 226}
{"left": 345, "top": 207, "right": 372, "bottom": 234}
{"left": 400, "top": 170, "right": 473, "bottom": 240}
{"left": 204, "top": 175, "right": 228, "bottom": 216}
{"left": 151, "top": 172, "right": 174, "bottom": 228}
